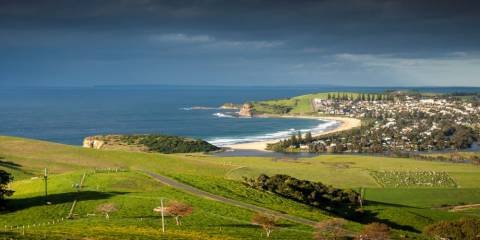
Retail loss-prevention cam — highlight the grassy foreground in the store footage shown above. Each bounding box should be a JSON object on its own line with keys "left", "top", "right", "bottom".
{"left": 1, "top": 136, "right": 480, "bottom": 239}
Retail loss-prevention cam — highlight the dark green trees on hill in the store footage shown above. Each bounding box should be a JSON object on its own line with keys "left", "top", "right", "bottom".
{"left": 0, "top": 170, "right": 14, "bottom": 209}
{"left": 244, "top": 174, "right": 361, "bottom": 219}
{"left": 124, "top": 135, "right": 220, "bottom": 154}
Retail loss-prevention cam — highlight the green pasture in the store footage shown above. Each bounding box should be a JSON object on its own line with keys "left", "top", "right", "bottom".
{"left": 1, "top": 136, "right": 480, "bottom": 239}
{"left": 2, "top": 171, "right": 313, "bottom": 239}
{"left": 252, "top": 92, "right": 362, "bottom": 114}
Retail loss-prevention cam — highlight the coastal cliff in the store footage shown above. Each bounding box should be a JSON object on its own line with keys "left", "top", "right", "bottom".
{"left": 239, "top": 103, "right": 254, "bottom": 117}
{"left": 83, "top": 136, "right": 104, "bottom": 149}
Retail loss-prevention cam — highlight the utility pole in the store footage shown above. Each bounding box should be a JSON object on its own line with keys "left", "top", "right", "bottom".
{"left": 359, "top": 187, "right": 365, "bottom": 208}
{"left": 160, "top": 198, "right": 165, "bottom": 233}
{"left": 44, "top": 168, "right": 48, "bottom": 204}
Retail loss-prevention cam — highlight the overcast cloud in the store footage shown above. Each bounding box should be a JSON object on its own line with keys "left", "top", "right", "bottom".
{"left": 0, "top": 0, "right": 479, "bottom": 86}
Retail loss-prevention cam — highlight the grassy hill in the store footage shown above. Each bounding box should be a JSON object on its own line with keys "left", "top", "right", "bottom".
{"left": 251, "top": 92, "right": 361, "bottom": 115}
{"left": 1, "top": 136, "right": 480, "bottom": 239}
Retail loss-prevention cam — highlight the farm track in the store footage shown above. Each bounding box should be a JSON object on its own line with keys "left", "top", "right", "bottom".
{"left": 448, "top": 203, "right": 480, "bottom": 212}
{"left": 142, "top": 170, "right": 317, "bottom": 227}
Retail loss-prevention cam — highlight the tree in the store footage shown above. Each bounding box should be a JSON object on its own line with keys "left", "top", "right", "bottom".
{"left": 290, "top": 134, "right": 298, "bottom": 147}
{"left": 305, "top": 132, "right": 313, "bottom": 143}
{"left": 252, "top": 213, "right": 278, "bottom": 238}
{"left": 96, "top": 203, "right": 118, "bottom": 220}
{"left": 356, "top": 223, "right": 390, "bottom": 240}
{"left": 314, "top": 218, "right": 348, "bottom": 240}
{"left": 0, "top": 170, "right": 14, "bottom": 209}
{"left": 164, "top": 201, "right": 193, "bottom": 225}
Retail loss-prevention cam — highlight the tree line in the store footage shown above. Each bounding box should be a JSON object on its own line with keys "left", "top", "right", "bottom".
{"left": 327, "top": 92, "right": 394, "bottom": 101}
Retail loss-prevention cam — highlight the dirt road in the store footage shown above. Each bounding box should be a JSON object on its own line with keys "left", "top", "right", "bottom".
{"left": 143, "top": 171, "right": 317, "bottom": 227}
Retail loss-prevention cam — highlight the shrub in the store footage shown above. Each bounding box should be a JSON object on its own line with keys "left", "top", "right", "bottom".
{"left": 96, "top": 203, "right": 118, "bottom": 220}
{"left": 314, "top": 218, "right": 349, "bottom": 240}
{"left": 356, "top": 222, "right": 390, "bottom": 240}
{"left": 424, "top": 218, "right": 480, "bottom": 240}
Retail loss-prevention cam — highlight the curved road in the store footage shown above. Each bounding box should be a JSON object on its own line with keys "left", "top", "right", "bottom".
{"left": 143, "top": 171, "right": 317, "bottom": 227}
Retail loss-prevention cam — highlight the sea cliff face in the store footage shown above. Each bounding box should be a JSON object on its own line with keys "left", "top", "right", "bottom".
{"left": 239, "top": 103, "right": 254, "bottom": 117}
{"left": 83, "top": 136, "right": 105, "bottom": 149}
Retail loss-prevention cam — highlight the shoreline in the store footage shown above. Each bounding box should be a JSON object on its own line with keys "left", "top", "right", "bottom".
{"left": 224, "top": 115, "right": 361, "bottom": 151}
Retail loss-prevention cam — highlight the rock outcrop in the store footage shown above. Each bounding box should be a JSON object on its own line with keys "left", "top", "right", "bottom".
{"left": 220, "top": 103, "right": 241, "bottom": 109}
{"left": 83, "top": 136, "right": 105, "bottom": 149}
{"left": 239, "top": 103, "right": 254, "bottom": 117}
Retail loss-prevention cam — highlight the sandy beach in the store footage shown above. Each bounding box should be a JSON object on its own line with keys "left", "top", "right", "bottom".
{"left": 225, "top": 115, "right": 361, "bottom": 151}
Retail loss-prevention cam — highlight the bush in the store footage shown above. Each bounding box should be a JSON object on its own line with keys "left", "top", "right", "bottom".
{"left": 424, "top": 218, "right": 480, "bottom": 240}
{"left": 356, "top": 222, "right": 390, "bottom": 240}
{"left": 314, "top": 218, "right": 349, "bottom": 240}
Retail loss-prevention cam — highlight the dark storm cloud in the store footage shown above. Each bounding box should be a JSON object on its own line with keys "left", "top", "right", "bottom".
{"left": 0, "top": 0, "right": 479, "bottom": 86}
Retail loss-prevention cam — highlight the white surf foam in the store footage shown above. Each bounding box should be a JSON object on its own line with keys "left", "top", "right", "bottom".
{"left": 213, "top": 112, "right": 235, "bottom": 118}
{"left": 180, "top": 106, "right": 219, "bottom": 110}
{"left": 207, "top": 120, "right": 340, "bottom": 147}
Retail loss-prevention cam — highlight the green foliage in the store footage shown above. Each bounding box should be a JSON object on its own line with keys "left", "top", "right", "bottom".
{"left": 424, "top": 218, "right": 480, "bottom": 240}
{"left": 123, "top": 134, "right": 220, "bottom": 153}
{"left": 256, "top": 103, "right": 293, "bottom": 114}
{"left": 244, "top": 174, "right": 361, "bottom": 219}
{"left": 370, "top": 171, "right": 457, "bottom": 188}
{"left": 0, "top": 169, "right": 14, "bottom": 208}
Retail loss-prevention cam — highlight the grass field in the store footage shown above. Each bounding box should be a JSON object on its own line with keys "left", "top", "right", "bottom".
{"left": 2, "top": 171, "right": 313, "bottom": 239}
{"left": 1, "top": 136, "right": 480, "bottom": 239}
{"left": 252, "top": 92, "right": 362, "bottom": 114}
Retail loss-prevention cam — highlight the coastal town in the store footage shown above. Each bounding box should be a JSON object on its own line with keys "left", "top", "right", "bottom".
{"left": 268, "top": 92, "right": 480, "bottom": 154}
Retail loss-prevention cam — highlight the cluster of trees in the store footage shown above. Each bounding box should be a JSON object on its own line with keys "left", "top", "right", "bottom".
{"left": 327, "top": 92, "right": 394, "bottom": 102}
{"left": 122, "top": 134, "right": 220, "bottom": 153}
{"left": 0, "top": 170, "right": 14, "bottom": 209}
{"left": 267, "top": 131, "right": 312, "bottom": 151}
{"left": 424, "top": 218, "right": 480, "bottom": 240}
{"left": 244, "top": 174, "right": 362, "bottom": 219}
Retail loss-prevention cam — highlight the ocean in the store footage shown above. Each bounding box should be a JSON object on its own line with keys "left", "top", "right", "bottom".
{"left": 1, "top": 85, "right": 479, "bottom": 147}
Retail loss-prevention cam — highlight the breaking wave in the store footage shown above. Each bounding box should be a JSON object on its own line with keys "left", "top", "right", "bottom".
{"left": 212, "top": 112, "right": 235, "bottom": 118}
{"left": 180, "top": 106, "right": 219, "bottom": 110}
{"left": 207, "top": 120, "right": 339, "bottom": 147}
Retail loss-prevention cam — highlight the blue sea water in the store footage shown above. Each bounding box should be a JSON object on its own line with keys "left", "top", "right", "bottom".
{"left": 1, "top": 85, "right": 479, "bottom": 146}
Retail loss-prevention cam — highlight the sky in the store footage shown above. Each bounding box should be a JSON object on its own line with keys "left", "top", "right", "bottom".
{"left": 0, "top": 0, "right": 479, "bottom": 87}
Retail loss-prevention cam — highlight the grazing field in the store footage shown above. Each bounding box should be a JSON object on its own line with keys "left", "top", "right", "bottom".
{"left": 1, "top": 136, "right": 480, "bottom": 239}
{"left": 370, "top": 171, "right": 457, "bottom": 188}
{"left": 2, "top": 171, "right": 313, "bottom": 239}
